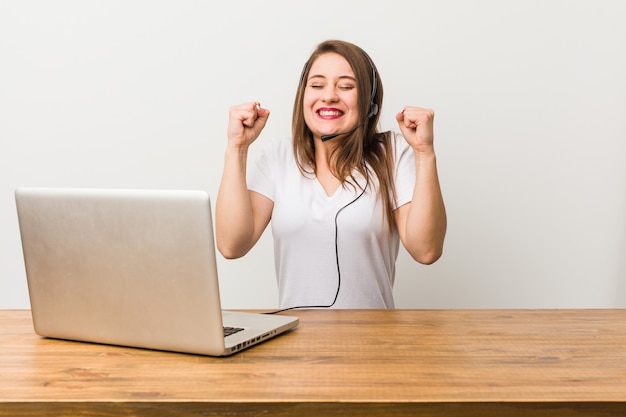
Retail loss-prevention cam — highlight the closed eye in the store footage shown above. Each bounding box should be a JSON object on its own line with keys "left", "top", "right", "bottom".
{"left": 309, "top": 84, "right": 355, "bottom": 90}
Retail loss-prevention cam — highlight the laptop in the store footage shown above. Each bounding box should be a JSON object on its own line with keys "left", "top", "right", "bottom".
{"left": 15, "top": 187, "right": 298, "bottom": 356}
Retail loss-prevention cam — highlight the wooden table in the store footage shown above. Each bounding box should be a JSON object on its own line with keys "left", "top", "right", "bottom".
{"left": 1, "top": 309, "right": 625, "bottom": 416}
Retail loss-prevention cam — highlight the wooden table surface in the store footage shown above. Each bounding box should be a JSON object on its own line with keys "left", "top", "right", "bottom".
{"left": 1, "top": 308, "right": 625, "bottom": 416}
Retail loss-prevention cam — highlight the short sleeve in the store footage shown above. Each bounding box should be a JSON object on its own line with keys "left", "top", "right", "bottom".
{"left": 393, "top": 133, "right": 416, "bottom": 209}
{"left": 247, "top": 137, "right": 291, "bottom": 202}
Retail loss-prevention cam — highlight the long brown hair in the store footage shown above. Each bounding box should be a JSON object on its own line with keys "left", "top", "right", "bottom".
{"left": 292, "top": 40, "right": 397, "bottom": 230}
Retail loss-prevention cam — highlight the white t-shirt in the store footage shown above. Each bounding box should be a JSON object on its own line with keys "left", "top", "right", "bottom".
{"left": 247, "top": 133, "right": 416, "bottom": 309}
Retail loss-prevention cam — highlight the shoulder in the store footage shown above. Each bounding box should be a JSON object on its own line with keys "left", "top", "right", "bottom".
{"left": 378, "top": 131, "right": 412, "bottom": 162}
{"left": 253, "top": 137, "right": 297, "bottom": 176}
{"left": 254, "top": 136, "right": 292, "bottom": 163}
{"left": 257, "top": 136, "right": 293, "bottom": 158}
{"left": 391, "top": 131, "right": 411, "bottom": 153}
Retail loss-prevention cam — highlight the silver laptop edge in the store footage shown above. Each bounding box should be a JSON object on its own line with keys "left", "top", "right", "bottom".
{"left": 15, "top": 187, "right": 298, "bottom": 356}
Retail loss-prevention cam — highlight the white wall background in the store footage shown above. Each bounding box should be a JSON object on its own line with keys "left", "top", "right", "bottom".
{"left": 1, "top": 0, "right": 625, "bottom": 310}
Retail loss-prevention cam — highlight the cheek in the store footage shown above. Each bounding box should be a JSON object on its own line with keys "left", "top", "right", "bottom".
{"left": 303, "top": 110, "right": 316, "bottom": 130}
{"left": 302, "top": 90, "right": 315, "bottom": 109}
{"left": 344, "top": 93, "right": 359, "bottom": 111}
{"left": 302, "top": 93, "right": 317, "bottom": 123}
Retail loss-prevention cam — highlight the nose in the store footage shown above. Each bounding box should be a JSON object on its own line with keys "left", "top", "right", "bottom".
{"left": 321, "top": 85, "right": 339, "bottom": 103}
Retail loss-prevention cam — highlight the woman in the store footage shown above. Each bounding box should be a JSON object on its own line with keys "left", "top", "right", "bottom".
{"left": 216, "top": 40, "right": 446, "bottom": 309}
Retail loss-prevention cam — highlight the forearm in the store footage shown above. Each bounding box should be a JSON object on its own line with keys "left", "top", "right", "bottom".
{"left": 215, "top": 144, "right": 255, "bottom": 259}
{"left": 402, "top": 150, "right": 447, "bottom": 264}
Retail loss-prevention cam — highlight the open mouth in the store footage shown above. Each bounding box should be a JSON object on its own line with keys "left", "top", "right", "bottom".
{"left": 317, "top": 109, "right": 343, "bottom": 118}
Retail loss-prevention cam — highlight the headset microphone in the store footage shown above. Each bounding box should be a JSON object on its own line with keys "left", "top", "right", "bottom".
{"left": 321, "top": 122, "right": 364, "bottom": 142}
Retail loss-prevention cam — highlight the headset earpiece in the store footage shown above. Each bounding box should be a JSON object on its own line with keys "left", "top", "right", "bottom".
{"left": 366, "top": 64, "right": 378, "bottom": 120}
{"left": 367, "top": 103, "right": 379, "bottom": 119}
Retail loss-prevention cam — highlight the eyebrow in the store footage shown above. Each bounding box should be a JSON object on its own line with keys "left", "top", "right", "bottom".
{"left": 307, "top": 74, "right": 357, "bottom": 83}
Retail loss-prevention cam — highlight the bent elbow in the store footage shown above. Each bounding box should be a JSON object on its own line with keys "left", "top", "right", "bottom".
{"left": 411, "top": 248, "right": 443, "bottom": 265}
{"left": 218, "top": 250, "right": 241, "bottom": 260}
{"left": 216, "top": 242, "right": 248, "bottom": 260}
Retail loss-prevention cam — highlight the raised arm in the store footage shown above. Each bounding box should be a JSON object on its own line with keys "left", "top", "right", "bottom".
{"left": 215, "top": 102, "right": 273, "bottom": 259}
{"left": 393, "top": 106, "right": 447, "bottom": 265}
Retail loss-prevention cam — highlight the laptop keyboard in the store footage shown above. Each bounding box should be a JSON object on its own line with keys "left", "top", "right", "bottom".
{"left": 223, "top": 326, "right": 244, "bottom": 337}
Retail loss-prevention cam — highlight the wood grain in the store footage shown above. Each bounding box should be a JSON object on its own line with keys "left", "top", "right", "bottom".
{"left": 1, "top": 309, "right": 625, "bottom": 416}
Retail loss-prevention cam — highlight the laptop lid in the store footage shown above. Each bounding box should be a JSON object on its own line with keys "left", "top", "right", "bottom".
{"left": 15, "top": 187, "right": 298, "bottom": 356}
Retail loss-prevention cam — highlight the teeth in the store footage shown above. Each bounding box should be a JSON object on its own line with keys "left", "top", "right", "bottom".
{"left": 319, "top": 110, "right": 342, "bottom": 117}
